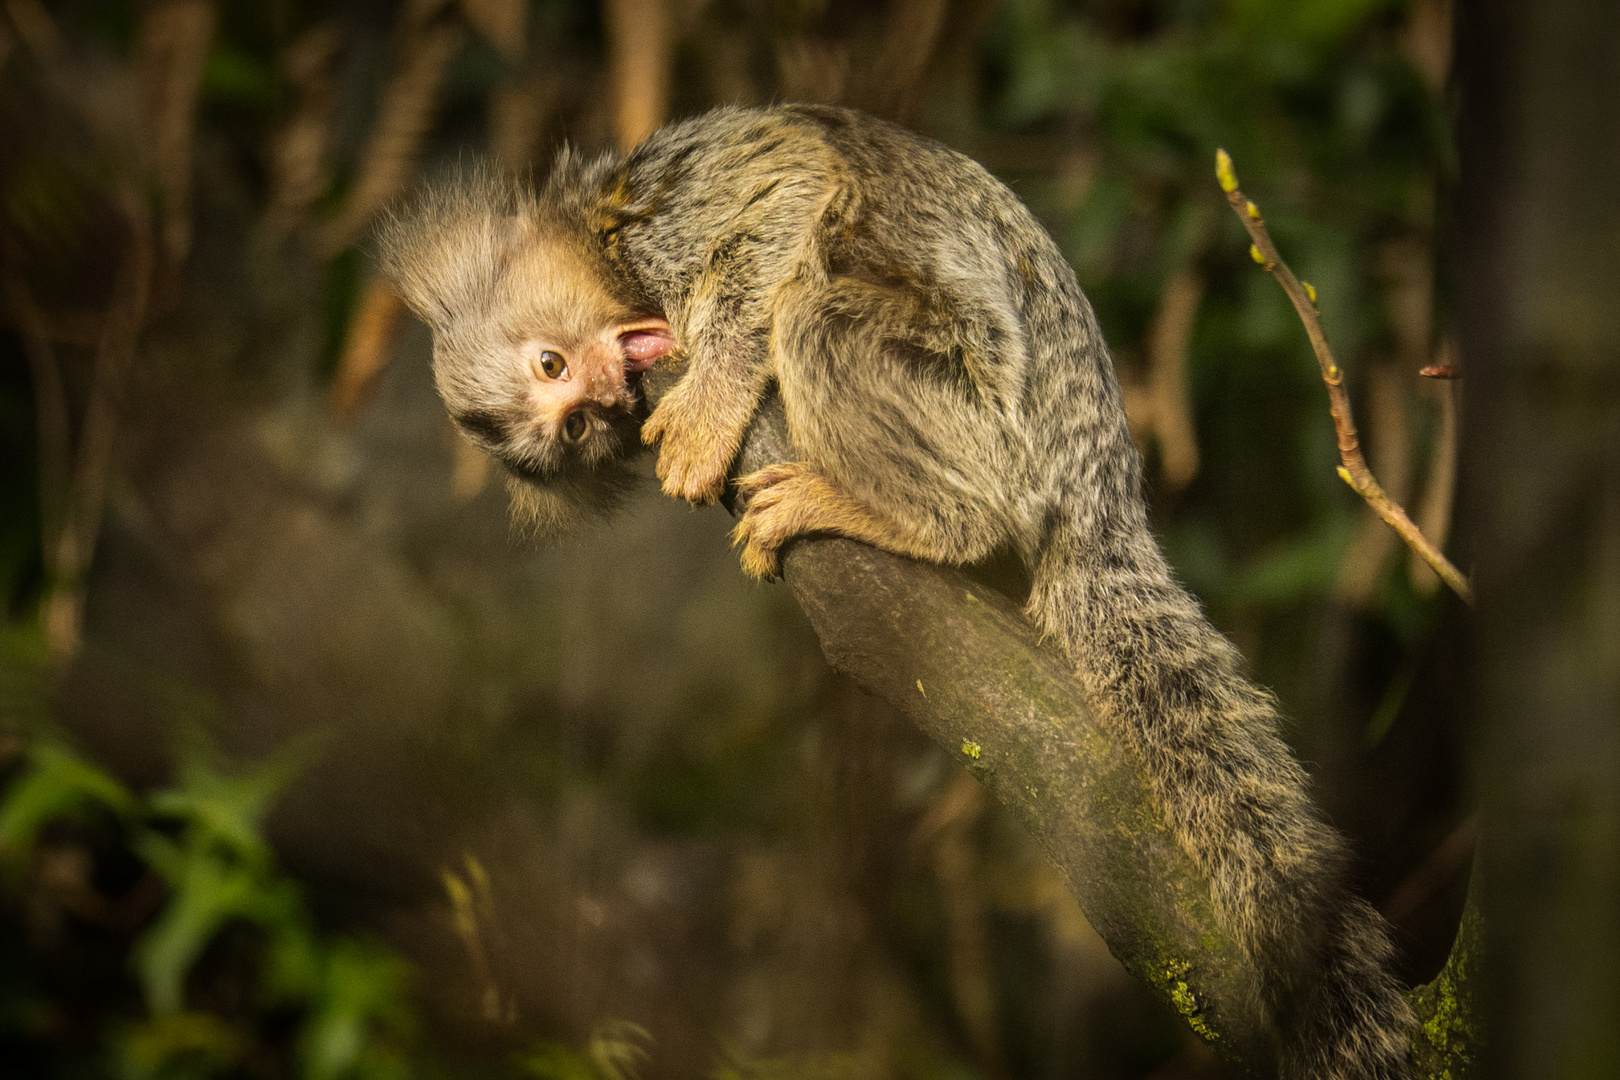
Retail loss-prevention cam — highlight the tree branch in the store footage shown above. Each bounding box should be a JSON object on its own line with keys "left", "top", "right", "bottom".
{"left": 1214, "top": 150, "right": 1472, "bottom": 604}
{"left": 645, "top": 338, "right": 1478, "bottom": 1065}
{"left": 1408, "top": 862, "right": 1480, "bottom": 1079}
{"left": 642, "top": 363, "right": 1278, "bottom": 1074}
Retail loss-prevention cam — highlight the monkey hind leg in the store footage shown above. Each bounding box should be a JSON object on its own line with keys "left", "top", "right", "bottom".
{"left": 769, "top": 278, "right": 1020, "bottom": 572}
{"left": 732, "top": 461, "right": 948, "bottom": 580}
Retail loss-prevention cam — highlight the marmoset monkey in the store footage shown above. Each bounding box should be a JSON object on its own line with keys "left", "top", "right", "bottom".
{"left": 380, "top": 105, "right": 1414, "bottom": 1079}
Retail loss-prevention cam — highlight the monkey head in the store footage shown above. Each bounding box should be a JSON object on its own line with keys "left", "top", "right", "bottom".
{"left": 431, "top": 224, "right": 673, "bottom": 479}
{"left": 379, "top": 168, "right": 674, "bottom": 533}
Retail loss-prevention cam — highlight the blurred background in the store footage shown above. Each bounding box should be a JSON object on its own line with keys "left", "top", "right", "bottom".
{"left": 0, "top": 0, "right": 1473, "bottom": 1077}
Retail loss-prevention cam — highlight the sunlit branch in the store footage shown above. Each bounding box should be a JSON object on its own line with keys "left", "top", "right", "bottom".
{"left": 1214, "top": 149, "right": 1473, "bottom": 604}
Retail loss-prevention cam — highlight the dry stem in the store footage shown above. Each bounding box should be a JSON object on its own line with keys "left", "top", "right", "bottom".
{"left": 136, "top": 0, "right": 216, "bottom": 273}
{"left": 1335, "top": 358, "right": 1411, "bottom": 606}
{"left": 861, "top": 0, "right": 950, "bottom": 122}
{"left": 4, "top": 0, "right": 165, "bottom": 661}
{"left": 914, "top": 773, "right": 1006, "bottom": 1080}
{"left": 331, "top": 279, "right": 407, "bottom": 421}
{"left": 1144, "top": 266, "right": 1204, "bottom": 490}
{"left": 1410, "top": 339, "right": 1461, "bottom": 594}
{"left": 3, "top": 275, "right": 72, "bottom": 551}
{"left": 1214, "top": 150, "right": 1472, "bottom": 604}
{"left": 318, "top": 19, "right": 465, "bottom": 253}
{"left": 603, "top": 0, "right": 670, "bottom": 150}
{"left": 43, "top": 200, "right": 154, "bottom": 660}
{"left": 261, "top": 24, "right": 342, "bottom": 241}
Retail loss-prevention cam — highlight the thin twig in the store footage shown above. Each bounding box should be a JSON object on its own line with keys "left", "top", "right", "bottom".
{"left": 1214, "top": 150, "right": 1473, "bottom": 604}
{"left": 317, "top": 19, "right": 465, "bottom": 253}
{"left": 136, "top": 0, "right": 215, "bottom": 274}
{"left": 457, "top": 0, "right": 525, "bottom": 60}
{"left": 915, "top": 772, "right": 1007, "bottom": 1080}
{"left": 331, "top": 278, "right": 406, "bottom": 421}
{"left": 1143, "top": 265, "right": 1204, "bottom": 490}
{"left": 442, "top": 853, "right": 508, "bottom": 1023}
{"left": 2, "top": 273, "right": 72, "bottom": 552}
{"left": 5, "top": 0, "right": 163, "bottom": 659}
{"left": 261, "top": 24, "right": 342, "bottom": 241}
{"left": 861, "top": 0, "right": 950, "bottom": 122}
{"left": 1335, "top": 358, "right": 1411, "bottom": 606}
{"left": 1382, "top": 816, "right": 1477, "bottom": 925}
{"left": 1410, "top": 350, "right": 1460, "bottom": 594}
{"left": 41, "top": 194, "right": 155, "bottom": 662}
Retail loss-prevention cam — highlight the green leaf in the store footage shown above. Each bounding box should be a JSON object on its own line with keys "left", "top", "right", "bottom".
{"left": 301, "top": 939, "right": 413, "bottom": 1080}
{"left": 146, "top": 728, "right": 320, "bottom": 867}
{"left": 130, "top": 835, "right": 300, "bottom": 1014}
{"left": 519, "top": 1043, "right": 600, "bottom": 1080}
{"left": 117, "top": 1010, "right": 244, "bottom": 1080}
{"left": 0, "top": 743, "right": 136, "bottom": 865}
{"left": 518, "top": 1022, "right": 650, "bottom": 1080}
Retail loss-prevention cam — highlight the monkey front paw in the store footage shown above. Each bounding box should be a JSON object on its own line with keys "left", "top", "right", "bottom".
{"left": 730, "top": 462, "right": 822, "bottom": 581}
{"left": 642, "top": 393, "right": 733, "bottom": 505}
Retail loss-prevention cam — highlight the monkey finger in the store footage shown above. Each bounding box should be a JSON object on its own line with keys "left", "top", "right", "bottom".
{"left": 729, "top": 517, "right": 783, "bottom": 581}
{"left": 640, "top": 385, "right": 694, "bottom": 447}
{"left": 737, "top": 540, "right": 783, "bottom": 582}
{"left": 729, "top": 478, "right": 820, "bottom": 577}
{"left": 657, "top": 446, "right": 728, "bottom": 504}
{"left": 735, "top": 462, "right": 810, "bottom": 501}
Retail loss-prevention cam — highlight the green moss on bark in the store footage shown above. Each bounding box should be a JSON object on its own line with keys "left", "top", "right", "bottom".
{"left": 1409, "top": 894, "right": 1479, "bottom": 1079}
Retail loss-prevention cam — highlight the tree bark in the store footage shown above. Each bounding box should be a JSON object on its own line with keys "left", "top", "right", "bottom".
{"left": 642, "top": 366, "right": 1290, "bottom": 1071}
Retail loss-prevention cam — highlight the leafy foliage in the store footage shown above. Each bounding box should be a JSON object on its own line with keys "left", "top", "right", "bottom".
{"left": 516, "top": 1021, "right": 651, "bottom": 1080}
{"left": 0, "top": 639, "right": 413, "bottom": 1080}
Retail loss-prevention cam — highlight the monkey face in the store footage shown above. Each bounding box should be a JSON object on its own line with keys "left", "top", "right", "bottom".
{"left": 437, "top": 314, "right": 675, "bottom": 482}
{"left": 507, "top": 316, "right": 673, "bottom": 465}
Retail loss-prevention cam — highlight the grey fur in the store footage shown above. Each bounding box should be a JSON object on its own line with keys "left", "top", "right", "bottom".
{"left": 382, "top": 105, "right": 1415, "bottom": 1078}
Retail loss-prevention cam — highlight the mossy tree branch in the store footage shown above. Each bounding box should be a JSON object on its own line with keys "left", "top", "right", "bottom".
{"left": 643, "top": 247, "right": 1479, "bottom": 1071}
{"left": 1408, "top": 867, "right": 1481, "bottom": 1079}
{"left": 641, "top": 366, "right": 1290, "bottom": 1070}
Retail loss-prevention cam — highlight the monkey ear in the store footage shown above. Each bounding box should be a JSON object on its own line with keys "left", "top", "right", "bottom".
{"left": 618, "top": 323, "right": 676, "bottom": 372}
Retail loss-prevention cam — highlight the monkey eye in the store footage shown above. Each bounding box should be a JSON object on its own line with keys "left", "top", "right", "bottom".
{"left": 561, "top": 412, "right": 588, "bottom": 443}
{"left": 536, "top": 350, "right": 568, "bottom": 380}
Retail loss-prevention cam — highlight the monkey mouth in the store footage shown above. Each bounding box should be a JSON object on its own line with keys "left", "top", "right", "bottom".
{"left": 560, "top": 410, "right": 591, "bottom": 444}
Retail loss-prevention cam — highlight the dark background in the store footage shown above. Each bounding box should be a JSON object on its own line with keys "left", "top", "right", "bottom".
{"left": 0, "top": 0, "right": 1489, "bottom": 1077}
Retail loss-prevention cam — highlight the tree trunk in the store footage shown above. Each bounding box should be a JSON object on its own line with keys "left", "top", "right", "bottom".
{"left": 1456, "top": 0, "right": 1620, "bottom": 1075}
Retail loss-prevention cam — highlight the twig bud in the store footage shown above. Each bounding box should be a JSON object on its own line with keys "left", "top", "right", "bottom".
{"left": 1245, "top": 200, "right": 1260, "bottom": 220}
{"left": 1303, "top": 281, "right": 1317, "bottom": 304}
{"left": 1249, "top": 244, "right": 1265, "bottom": 265}
{"left": 1215, "top": 149, "right": 1238, "bottom": 193}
